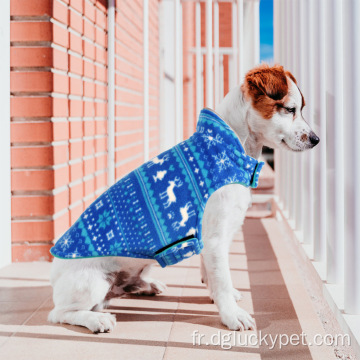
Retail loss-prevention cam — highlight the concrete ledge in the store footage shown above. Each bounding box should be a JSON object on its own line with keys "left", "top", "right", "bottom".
{"left": 324, "top": 284, "right": 360, "bottom": 360}
{"left": 273, "top": 199, "right": 359, "bottom": 359}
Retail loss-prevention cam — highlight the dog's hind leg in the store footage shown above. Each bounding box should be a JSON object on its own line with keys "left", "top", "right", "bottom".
{"left": 48, "top": 258, "right": 116, "bottom": 333}
{"left": 48, "top": 309, "right": 116, "bottom": 334}
{"left": 135, "top": 264, "right": 167, "bottom": 295}
{"left": 113, "top": 264, "right": 167, "bottom": 296}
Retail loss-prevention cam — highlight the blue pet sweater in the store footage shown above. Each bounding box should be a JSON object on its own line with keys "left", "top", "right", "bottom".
{"left": 50, "top": 109, "right": 264, "bottom": 267}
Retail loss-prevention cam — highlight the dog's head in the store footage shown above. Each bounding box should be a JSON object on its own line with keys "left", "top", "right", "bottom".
{"left": 241, "top": 64, "right": 319, "bottom": 151}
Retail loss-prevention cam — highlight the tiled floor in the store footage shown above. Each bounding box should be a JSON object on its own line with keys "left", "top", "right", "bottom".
{"left": 0, "top": 218, "right": 337, "bottom": 360}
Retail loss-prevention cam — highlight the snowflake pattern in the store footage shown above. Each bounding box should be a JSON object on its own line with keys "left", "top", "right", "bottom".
{"left": 59, "top": 233, "right": 73, "bottom": 251}
{"left": 109, "top": 242, "right": 123, "bottom": 255}
{"left": 212, "top": 150, "right": 233, "bottom": 171}
{"left": 202, "top": 133, "right": 223, "bottom": 149}
{"left": 65, "top": 247, "right": 81, "bottom": 258}
{"left": 97, "top": 210, "right": 112, "bottom": 229}
{"left": 224, "top": 175, "right": 239, "bottom": 184}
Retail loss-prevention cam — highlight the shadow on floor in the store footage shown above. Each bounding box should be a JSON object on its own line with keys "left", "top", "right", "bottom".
{"left": 243, "top": 218, "right": 312, "bottom": 360}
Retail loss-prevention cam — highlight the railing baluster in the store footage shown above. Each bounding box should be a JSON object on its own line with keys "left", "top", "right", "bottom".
{"left": 220, "top": 54, "right": 224, "bottom": 102}
{"left": 325, "top": 0, "right": 344, "bottom": 285}
{"left": 302, "top": 0, "right": 310, "bottom": 243}
{"left": 195, "top": 1, "right": 202, "bottom": 118}
{"left": 297, "top": 0, "right": 306, "bottom": 238}
{"left": 285, "top": 0, "right": 291, "bottom": 217}
{"left": 313, "top": 0, "right": 327, "bottom": 265}
{"left": 303, "top": 0, "right": 315, "bottom": 248}
{"left": 214, "top": 0, "right": 220, "bottom": 107}
{"left": 287, "top": 0, "right": 295, "bottom": 224}
{"left": 292, "top": 0, "right": 300, "bottom": 231}
{"left": 175, "top": 0, "right": 183, "bottom": 142}
{"left": 206, "top": 0, "right": 213, "bottom": 108}
{"left": 273, "top": 0, "right": 281, "bottom": 200}
{"left": 343, "top": 0, "right": 360, "bottom": 314}
{"left": 237, "top": 0, "right": 244, "bottom": 82}
{"left": 231, "top": 0, "right": 237, "bottom": 89}
{"left": 107, "top": 0, "right": 115, "bottom": 185}
{"left": 279, "top": 0, "right": 286, "bottom": 207}
{"left": 143, "top": 0, "right": 150, "bottom": 162}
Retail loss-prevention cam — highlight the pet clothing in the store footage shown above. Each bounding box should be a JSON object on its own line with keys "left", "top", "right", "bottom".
{"left": 50, "top": 109, "right": 264, "bottom": 267}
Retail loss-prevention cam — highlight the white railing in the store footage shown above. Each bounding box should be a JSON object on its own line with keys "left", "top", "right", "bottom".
{"left": 274, "top": 0, "right": 360, "bottom": 353}
{"left": 159, "top": 0, "right": 260, "bottom": 153}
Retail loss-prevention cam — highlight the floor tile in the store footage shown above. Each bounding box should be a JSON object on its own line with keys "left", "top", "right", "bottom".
{"left": 0, "top": 218, "right": 340, "bottom": 359}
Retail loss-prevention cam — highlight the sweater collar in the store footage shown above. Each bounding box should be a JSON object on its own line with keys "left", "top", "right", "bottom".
{"left": 196, "top": 108, "right": 247, "bottom": 155}
{"left": 196, "top": 108, "right": 264, "bottom": 189}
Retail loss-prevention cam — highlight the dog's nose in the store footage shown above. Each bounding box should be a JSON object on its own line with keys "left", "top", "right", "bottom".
{"left": 309, "top": 131, "right": 320, "bottom": 146}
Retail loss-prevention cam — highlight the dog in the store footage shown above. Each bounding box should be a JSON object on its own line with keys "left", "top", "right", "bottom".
{"left": 48, "top": 64, "right": 319, "bottom": 333}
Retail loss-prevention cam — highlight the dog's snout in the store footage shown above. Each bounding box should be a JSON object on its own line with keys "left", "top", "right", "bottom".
{"left": 309, "top": 131, "right": 320, "bottom": 146}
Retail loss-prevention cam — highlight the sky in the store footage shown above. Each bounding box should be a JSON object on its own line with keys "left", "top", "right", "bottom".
{"left": 260, "top": 0, "right": 274, "bottom": 63}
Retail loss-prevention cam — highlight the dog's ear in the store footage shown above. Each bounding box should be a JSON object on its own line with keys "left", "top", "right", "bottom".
{"left": 242, "top": 64, "right": 289, "bottom": 119}
{"left": 244, "top": 64, "right": 288, "bottom": 101}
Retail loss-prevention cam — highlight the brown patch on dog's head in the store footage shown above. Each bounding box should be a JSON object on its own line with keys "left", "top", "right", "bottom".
{"left": 242, "top": 64, "right": 294, "bottom": 119}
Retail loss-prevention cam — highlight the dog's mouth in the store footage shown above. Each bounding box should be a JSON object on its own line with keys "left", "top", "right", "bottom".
{"left": 280, "top": 139, "right": 302, "bottom": 152}
{"left": 281, "top": 139, "right": 291, "bottom": 149}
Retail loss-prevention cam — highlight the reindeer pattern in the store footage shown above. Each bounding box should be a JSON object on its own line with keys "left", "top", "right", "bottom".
{"left": 147, "top": 154, "right": 169, "bottom": 168}
{"left": 148, "top": 150, "right": 199, "bottom": 236}
{"left": 172, "top": 202, "right": 196, "bottom": 231}
{"left": 159, "top": 176, "right": 183, "bottom": 208}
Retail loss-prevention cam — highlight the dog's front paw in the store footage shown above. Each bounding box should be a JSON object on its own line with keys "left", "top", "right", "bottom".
{"left": 221, "top": 307, "right": 255, "bottom": 331}
{"left": 232, "top": 288, "right": 243, "bottom": 302}
{"left": 88, "top": 312, "right": 116, "bottom": 334}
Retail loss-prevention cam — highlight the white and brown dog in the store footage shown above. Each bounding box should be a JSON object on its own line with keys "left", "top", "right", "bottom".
{"left": 48, "top": 64, "right": 319, "bottom": 333}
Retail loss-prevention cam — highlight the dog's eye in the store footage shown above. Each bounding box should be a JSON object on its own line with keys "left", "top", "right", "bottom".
{"left": 285, "top": 107, "right": 296, "bottom": 114}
